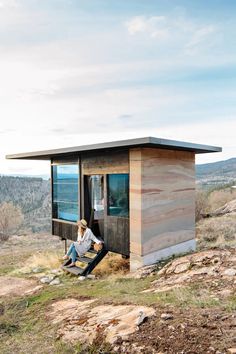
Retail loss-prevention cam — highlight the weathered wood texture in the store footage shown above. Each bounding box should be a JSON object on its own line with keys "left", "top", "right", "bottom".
{"left": 81, "top": 150, "right": 129, "bottom": 175}
{"left": 82, "top": 150, "right": 130, "bottom": 256}
{"left": 52, "top": 220, "right": 78, "bottom": 241}
{"left": 104, "top": 216, "right": 129, "bottom": 255}
{"left": 129, "top": 148, "right": 195, "bottom": 258}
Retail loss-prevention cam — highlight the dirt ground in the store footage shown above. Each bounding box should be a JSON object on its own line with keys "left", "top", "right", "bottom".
{"left": 0, "top": 233, "right": 235, "bottom": 354}
{"left": 127, "top": 306, "right": 236, "bottom": 354}
{"left": 0, "top": 276, "right": 42, "bottom": 297}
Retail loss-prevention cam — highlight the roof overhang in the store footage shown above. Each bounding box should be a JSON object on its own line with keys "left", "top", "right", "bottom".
{"left": 6, "top": 136, "right": 222, "bottom": 160}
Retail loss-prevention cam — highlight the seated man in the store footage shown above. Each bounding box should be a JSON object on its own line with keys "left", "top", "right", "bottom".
{"left": 63, "top": 219, "right": 103, "bottom": 267}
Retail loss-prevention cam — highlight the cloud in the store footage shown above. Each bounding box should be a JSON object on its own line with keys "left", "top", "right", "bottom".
{"left": 0, "top": 0, "right": 19, "bottom": 8}
{"left": 125, "top": 14, "right": 218, "bottom": 53}
{"left": 126, "top": 16, "right": 168, "bottom": 40}
{"left": 126, "top": 16, "right": 168, "bottom": 37}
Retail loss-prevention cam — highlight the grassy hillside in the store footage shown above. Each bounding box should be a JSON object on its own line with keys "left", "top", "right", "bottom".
{"left": 0, "top": 176, "right": 51, "bottom": 233}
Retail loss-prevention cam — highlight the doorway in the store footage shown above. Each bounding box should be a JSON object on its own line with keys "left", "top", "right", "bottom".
{"left": 83, "top": 173, "right": 130, "bottom": 256}
{"left": 84, "top": 175, "right": 104, "bottom": 238}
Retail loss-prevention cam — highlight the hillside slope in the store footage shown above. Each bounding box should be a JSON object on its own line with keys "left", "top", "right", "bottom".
{"left": 0, "top": 176, "right": 51, "bottom": 233}
{"left": 196, "top": 157, "right": 236, "bottom": 187}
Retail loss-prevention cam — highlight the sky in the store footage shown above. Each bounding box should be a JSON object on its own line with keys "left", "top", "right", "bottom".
{"left": 1, "top": 0, "right": 236, "bottom": 176}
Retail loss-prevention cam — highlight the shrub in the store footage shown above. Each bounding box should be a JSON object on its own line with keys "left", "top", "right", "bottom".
{"left": 0, "top": 202, "right": 24, "bottom": 241}
{"left": 195, "top": 190, "right": 209, "bottom": 221}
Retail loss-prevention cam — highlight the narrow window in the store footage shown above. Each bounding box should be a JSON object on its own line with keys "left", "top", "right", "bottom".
{"left": 107, "top": 174, "right": 129, "bottom": 217}
{"left": 52, "top": 163, "right": 79, "bottom": 222}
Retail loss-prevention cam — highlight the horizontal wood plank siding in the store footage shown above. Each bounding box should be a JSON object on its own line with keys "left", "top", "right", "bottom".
{"left": 81, "top": 150, "right": 129, "bottom": 175}
{"left": 52, "top": 220, "right": 78, "bottom": 241}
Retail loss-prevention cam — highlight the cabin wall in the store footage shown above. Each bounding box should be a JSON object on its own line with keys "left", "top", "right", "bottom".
{"left": 52, "top": 150, "right": 130, "bottom": 256}
{"left": 129, "top": 148, "right": 196, "bottom": 271}
{"left": 81, "top": 150, "right": 130, "bottom": 255}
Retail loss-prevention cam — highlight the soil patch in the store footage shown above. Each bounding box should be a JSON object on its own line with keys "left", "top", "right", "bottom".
{"left": 0, "top": 276, "right": 42, "bottom": 297}
{"left": 126, "top": 307, "right": 236, "bottom": 354}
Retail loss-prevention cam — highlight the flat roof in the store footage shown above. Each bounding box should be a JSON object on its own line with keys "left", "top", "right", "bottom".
{"left": 6, "top": 136, "right": 222, "bottom": 160}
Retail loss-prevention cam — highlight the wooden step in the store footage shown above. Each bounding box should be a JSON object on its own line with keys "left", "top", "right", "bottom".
{"left": 87, "top": 249, "right": 97, "bottom": 254}
{"left": 61, "top": 264, "right": 84, "bottom": 275}
{"left": 61, "top": 248, "right": 108, "bottom": 277}
{"left": 76, "top": 256, "right": 93, "bottom": 264}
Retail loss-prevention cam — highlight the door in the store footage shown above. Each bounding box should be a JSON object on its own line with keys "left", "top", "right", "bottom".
{"left": 104, "top": 174, "right": 129, "bottom": 256}
{"left": 83, "top": 173, "right": 130, "bottom": 256}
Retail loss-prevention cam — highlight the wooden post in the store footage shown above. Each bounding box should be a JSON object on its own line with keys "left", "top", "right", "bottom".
{"left": 64, "top": 239, "right": 67, "bottom": 254}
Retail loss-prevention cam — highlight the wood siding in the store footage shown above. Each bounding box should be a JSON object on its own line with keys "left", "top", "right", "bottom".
{"left": 51, "top": 150, "right": 130, "bottom": 256}
{"left": 52, "top": 220, "right": 78, "bottom": 241}
{"left": 81, "top": 150, "right": 129, "bottom": 175}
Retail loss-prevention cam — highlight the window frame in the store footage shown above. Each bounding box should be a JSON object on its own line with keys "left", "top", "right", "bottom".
{"left": 51, "top": 159, "right": 80, "bottom": 223}
{"left": 106, "top": 173, "right": 129, "bottom": 218}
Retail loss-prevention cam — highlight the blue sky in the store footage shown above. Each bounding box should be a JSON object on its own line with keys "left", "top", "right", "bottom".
{"left": 0, "top": 0, "right": 236, "bottom": 175}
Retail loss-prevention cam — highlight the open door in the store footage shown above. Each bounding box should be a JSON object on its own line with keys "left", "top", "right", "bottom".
{"left": 84, "top": 175, "right": 104, "bottom": 239}
{"left": 84, "top": 173, "right": 129, "bottom": 256}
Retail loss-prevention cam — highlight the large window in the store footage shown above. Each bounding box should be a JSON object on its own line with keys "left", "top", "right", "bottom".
{"left": 52, "top": 163, "right": 79, "bottom": 222}
{"left": 107, "top": 174, "right": 129, "bottom": 217}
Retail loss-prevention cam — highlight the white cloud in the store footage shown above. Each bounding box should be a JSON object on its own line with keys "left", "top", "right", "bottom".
{"left": 125, "top": 14, "right": 218, "bottom": 53}
{"left": 0, "top": 0, "right": 19, "bottom": 8}
{"left": 126, "top": 16, "right": 166, "bottom": 35}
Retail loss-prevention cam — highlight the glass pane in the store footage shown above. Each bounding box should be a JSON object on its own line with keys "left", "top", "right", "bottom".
{"left": 53, "top": 164, "right": 78, "bottom": 183}
{"left": 53, "top": 183, "right": 78, "bottom": 203}
{"left": 53, "top": 202, "right": 78, "bottom": 222}
{"left": 91, "top": 175, "right": 104, "bottom": 219}
{"left": 52, "top": 163, "right": 79, "bottom": 222}
{"left": 108, "top": 174, "right": 129, "bottom": 217}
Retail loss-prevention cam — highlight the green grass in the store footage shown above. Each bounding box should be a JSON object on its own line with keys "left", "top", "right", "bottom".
{"left": 1, "top": 241, "right": 236, "bottom": 353}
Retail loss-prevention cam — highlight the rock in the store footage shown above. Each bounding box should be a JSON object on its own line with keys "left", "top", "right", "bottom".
{"left": 127, "top": 264, "right": 157, "bottom": 279}
{"left": 32, "top": 267, "right": 44, "bottom": 273}
{"left": 219, "top": 289, "right": 233, "bottom": 298}
{"left": 40, "top": 275, "right": 55, "bottom": 284}
{"left": 161, "top": 313, "right": 173, "bottom": 320}
{"left": 228, "top": 349, "right": 236, "bottom": 354}
{"left": 223, "top": 269, "right": 236, "bottom": 276}
{"left": 168, "top": 325, "right": 175, "bottom": 331}
{"left": 78, "top": 276, "right": 86, "bottom": 281}
{"left": 86, "top": 274, "right": 96, "bottom": 280}
{"left": 48, "top": 300, "right": 155, "bottom": 345}
{"left": 136, "top": 311, "right": 147, "bottom": 326}
{"left": 50, "top": 278, "right": 61, "bottom": 286}
{"left": 51, "top": 269, "right": 63, "bottom": 275}
{"left": 174, "top": 262, "right": 190, "bottom": 274}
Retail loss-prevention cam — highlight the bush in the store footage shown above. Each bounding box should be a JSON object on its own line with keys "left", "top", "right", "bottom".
{"left": 195, "top": 190, "right": 209, "bottom": 221}
{"left": 0, "top": 202, "right": 24, "bottom": 242}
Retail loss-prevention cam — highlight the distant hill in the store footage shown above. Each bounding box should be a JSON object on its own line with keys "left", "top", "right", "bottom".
{"left": 0, "top": 176, "right": 51, "bottom": 233}
{"left": 1, "top": 158, "right": 236, "bottom": 234}
{"left": 196, "top": 157, "right": 236, "bottom": 188}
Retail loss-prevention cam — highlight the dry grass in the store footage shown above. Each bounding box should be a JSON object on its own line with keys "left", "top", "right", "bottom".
{"left": 196, "top": 214, "right": 236, "bottom": 250}
{"left": 17, "top": 251, "right": 61, "bottom": 274}
{"left": 92, "top": 252, "right": 129, "bottom": 277}
{"left": 208, "top": 188, "right": 236, "bottom": 211}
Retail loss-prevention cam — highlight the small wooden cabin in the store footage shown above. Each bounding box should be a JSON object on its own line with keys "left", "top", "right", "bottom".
{"left": 6, "top": 137, "right": 221, "bottom": 271}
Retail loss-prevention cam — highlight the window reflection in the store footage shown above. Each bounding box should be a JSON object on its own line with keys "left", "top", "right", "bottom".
{"left": 52, "top": 164, "right": 79, "bottom": 222}
{"left": 108, "top": 174, "right": 129, "bottom": 217}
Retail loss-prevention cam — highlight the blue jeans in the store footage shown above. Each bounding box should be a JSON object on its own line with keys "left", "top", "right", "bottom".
{"left": 67, "top": 243, "right": 78, "bottom": 263}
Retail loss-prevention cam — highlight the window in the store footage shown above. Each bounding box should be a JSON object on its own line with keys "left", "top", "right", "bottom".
{"left": 52, "top": 163, "right": 79, "bottom": 222}
{"left": 107, "top": 174, "right": 129, "bottom": 217}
